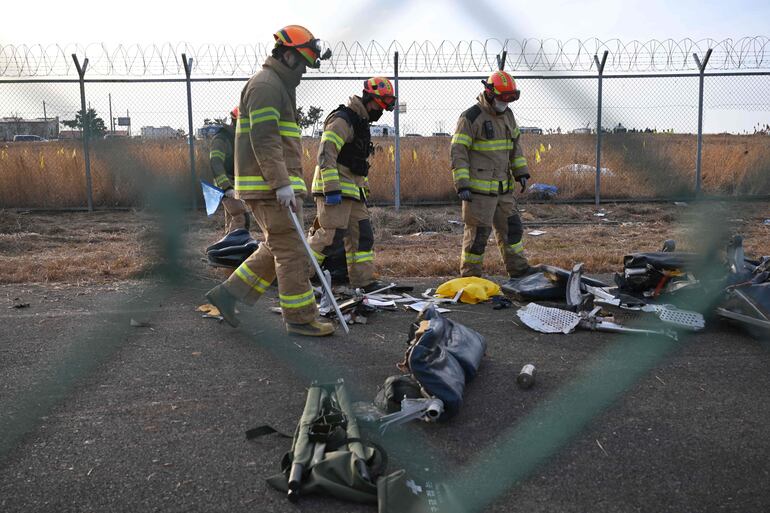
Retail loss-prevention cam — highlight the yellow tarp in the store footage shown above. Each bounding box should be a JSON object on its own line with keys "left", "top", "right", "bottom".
{"left": 435, "top": 277, "right": 502, "bottom": 304}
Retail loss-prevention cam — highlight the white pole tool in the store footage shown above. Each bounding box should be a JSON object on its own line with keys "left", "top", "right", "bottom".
{"left": 287, "top": 209, "right": 350, "bottom": 335}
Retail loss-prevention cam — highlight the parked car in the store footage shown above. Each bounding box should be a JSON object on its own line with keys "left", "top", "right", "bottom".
{"left": 13, "top": 134, "right": 47, "bottom": 142}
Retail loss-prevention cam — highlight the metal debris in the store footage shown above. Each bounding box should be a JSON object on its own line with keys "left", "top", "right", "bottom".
{"left": 516, "top": 303, "right": 580, "bottom": 334}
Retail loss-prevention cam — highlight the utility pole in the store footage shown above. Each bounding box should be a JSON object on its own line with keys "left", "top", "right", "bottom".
{"left": 109, "top": 93, "right": 114, "bottom": 133}
{"left": 72, "top": 54, "right": 94, "bottom": 211}
{"left": 393, "top": 51, "right": 401, "bottom": 211}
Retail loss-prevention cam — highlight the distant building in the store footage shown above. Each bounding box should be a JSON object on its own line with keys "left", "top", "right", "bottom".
{"left": 613, "top": 123, "right": 627, "bottom": 134}
{"left": 141, "top": 126, "right": 178, "bottom": 139}
{"left": 0, "top": 117, "right": 59, "bottom": 141}
{"left": 571, "top": 127, "right": 592, "bottom": 134}
{"left": 520, "top": 126, "right": 543, "bottom": 134}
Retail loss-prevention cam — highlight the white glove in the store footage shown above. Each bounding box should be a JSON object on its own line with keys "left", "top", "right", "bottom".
{"left": 275, "top": 185, "right": 296, "bottom": 210}
{"left": 224, "top": 188, "right": 235, "bottom": 198}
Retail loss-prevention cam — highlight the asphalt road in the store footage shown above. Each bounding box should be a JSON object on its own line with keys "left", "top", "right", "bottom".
{"left": 1, "top": 277, "right": 768, "bottom": 513}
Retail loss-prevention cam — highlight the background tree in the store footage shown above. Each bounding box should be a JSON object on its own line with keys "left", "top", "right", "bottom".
{"left": 62, "top": 108, "right": 107, "bottom": 137}
{"left": 296, "top": 106, "right": 324, "bottom": 136}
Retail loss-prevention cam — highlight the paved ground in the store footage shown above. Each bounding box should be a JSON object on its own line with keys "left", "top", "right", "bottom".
{"left": 1, "top": 277, "right": 769, "bottom": 513}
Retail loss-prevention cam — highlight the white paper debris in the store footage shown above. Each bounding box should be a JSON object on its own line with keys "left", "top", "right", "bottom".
{"left": 408, "top": 302, "right": 451, "bottom": 314}
{"left": 528, "top": 230, "right": 546, "bottom": 236}
{"left": 364, "top": 298, "right": 397, "bottom": 308}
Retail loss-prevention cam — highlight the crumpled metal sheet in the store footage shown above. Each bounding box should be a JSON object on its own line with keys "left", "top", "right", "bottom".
{"left": 517, "top": 303, "right": 580, "bottom": 334}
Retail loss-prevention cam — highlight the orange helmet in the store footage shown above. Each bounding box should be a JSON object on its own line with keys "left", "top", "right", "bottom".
{"left": 363, "top": 76, "right": 396, "bottom": 111}
{"left": 273, "top": 25, "right": 331, "bottom": 69}
{"left": 230, "top": 107, "right": 239, "bottom": 120}
{"left": 482, "top": 70, "right": 520, "bottom": 102}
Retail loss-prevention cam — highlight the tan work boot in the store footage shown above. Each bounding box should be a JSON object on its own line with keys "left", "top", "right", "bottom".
{"left": 205, "top": 284, "right": 240, "bottom": 327}
{"left": 286, "top": 318, "right": 335, "bottom": 337}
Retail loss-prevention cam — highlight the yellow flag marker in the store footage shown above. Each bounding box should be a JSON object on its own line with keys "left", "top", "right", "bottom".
{"left": 539, "top": 143, "right": 546, "bottom": 153}
{"left": 535, "top": 150, "right": 541, "bottom": 163}
{"left": 389, "top": 145, "right": 395, "bottom": 162}
{"left": 72, "top": 149, "right": 77, "bottom": 158}
{"left": 39, "top": 154, "right": 45, "bottom": 169}
{"left": 412, "top": 149, "right": 418, "bottom": 162}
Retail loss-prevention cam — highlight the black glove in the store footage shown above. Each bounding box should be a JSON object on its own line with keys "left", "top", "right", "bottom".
{"left": 458, "top": 189, "right": 472, "bottom": 202}
{"left": 516, "top": 175, "right": 530, "bottom": 193}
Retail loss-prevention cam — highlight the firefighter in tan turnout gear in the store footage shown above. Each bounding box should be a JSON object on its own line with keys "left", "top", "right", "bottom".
{"left": 307, "top": 77, "right": 396, "bottom": 290}
{"left": 451, "top": 70, "right": 531, "bottom": 278}
{"left": 209, "top": 107, "right": 249, "bottom": 233}
{"left": 205, "top": 25, "right": 334, "bottom": 337}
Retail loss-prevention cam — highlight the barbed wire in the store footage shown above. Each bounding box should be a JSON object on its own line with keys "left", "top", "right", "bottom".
{"left": 1, "top": 37, "right": 768, "bottom": 77}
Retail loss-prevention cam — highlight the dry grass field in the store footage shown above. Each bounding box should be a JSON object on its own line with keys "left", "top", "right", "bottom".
{"left": 1, "top": 202, "right": 768, "bottom": 285}
{"left": 0, "top": 134, "right": 768, "bottom": 208}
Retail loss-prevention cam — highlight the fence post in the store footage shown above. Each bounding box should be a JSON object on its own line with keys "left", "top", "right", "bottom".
{"left": 496, "top": 50, "right": 507, "bottom": 71}
{"left": 72, "top": 54, "right": 93, "bottom": 212}
{"left": 182, "top": 53, "right": 197, "bottom": 210}
{"left": 393, "top": 51, "right": 401, "bottom": 211}
{"left": 593, "top": 50, "right": 608, "bottom": 208}
{"left": 693, "top": 48, "right": 712, "bottom": 196}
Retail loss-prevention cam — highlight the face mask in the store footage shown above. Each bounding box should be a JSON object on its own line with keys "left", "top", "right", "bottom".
{"left": 493, "top": 99, "right": 509, "bottom": 113}
{"left": 368, "top": 108, "right": 384, "bottom": 122}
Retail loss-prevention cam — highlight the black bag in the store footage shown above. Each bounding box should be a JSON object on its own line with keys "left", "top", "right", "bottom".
{"left": 399, "top": 305, "right": 486, "bottom": 420}
{"left": 206, "top": 228, "right": 258, "bottom": 268}
{"left": 374, "top": 375, "right": 424, "bottom": 414}
{"left": 502, "top": 264, "right": 607, "bottom": 301}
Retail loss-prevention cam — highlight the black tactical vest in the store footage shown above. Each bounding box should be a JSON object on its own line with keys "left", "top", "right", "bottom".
{"left": 328, "top": 105, "right": 372, "bottom": 177}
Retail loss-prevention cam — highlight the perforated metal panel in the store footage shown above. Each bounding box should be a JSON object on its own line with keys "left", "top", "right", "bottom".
{"left": 517, "top": 303, "right": 580, "bottom": 334}
{"left": 652, "top": 306, "right": 705, "bottom": 331}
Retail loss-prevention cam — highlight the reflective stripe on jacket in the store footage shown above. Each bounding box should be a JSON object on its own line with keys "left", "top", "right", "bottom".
{"left": 311, "top": 95, "right": 370, "bottom": 201}
{"left": 450, "top": 93, "right": 530, "bottom": 195}
{"left": 234, "top": 56, "right": 307, "bottom": 200}
{"left": 209, "top": 125, "right": 234, "bottom": 190}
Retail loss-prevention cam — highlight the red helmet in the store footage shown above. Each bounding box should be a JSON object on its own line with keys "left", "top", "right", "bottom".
{"left": 363, "top": 76, "right": 396, "bottom": 111}
{"left": 230, "top": 107, "right": 239, "bottom": 120}
{"left": 273, "top": 25, "right": 331, "bottom": 69}
{"left": 483, "top": 70, "right": 520, "bottom": 102}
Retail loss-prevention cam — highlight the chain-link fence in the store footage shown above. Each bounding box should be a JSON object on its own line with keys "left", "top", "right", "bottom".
{"left": 1, "top": 48, "right": 769, "bottom": 209}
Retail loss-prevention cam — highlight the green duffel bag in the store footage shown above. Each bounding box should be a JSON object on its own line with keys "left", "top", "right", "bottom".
{"left": 261, "top": 379, "right": 387, "bottom": 504}
{"left": 378, "top": 469, "right": 463, "bottom": 513}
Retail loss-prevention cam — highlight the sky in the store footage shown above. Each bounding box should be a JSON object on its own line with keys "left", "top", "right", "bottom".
{"left": 2, "top": 0, "right": 769, "bottom": 45}
{"left": 2, "top": 0, "right": 769, "bottom": 135}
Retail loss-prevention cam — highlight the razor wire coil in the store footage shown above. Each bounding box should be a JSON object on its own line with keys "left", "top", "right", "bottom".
{"left": 1, "top": 37, "right": 769, "bottom": 77}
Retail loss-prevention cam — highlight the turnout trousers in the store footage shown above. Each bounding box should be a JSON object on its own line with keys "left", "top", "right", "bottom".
{"left": 307, "top": 198, "right": 375, "bottom": 288}
{"left": 222, "top": 196, "right": 249, "bottom": 233}
{"left": 222, "top": 199, "right": 317, "bottom": 324}
{"left": 460, "top": 191, "right": 529, "bottom": 278}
